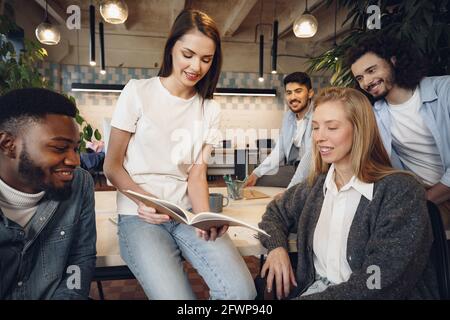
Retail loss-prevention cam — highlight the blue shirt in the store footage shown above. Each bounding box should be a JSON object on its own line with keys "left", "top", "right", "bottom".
{"left": 0, "top": 168, "right": 97, "bottom": 299}
{"left": 253, "top": 107, "right": 313, "bottom": 188}
{"left": 373, "top": 76, "right": 450, "bottom": 187}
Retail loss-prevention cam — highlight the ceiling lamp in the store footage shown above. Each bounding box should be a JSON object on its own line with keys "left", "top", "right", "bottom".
{"left": 259, "top": 34, "right": 264, "bottom": 82}
{"left": 89, "top": 4, "right": 96, "bottom": 66}
{"left": 35, "top": 0, "right": 60, "bottom": 45}
{"left": 293, "top": 0, "right": 318, "bottom": 38}
{"left": 99, "top": 22, "right": 106, "bottom": 74}
{"left": 257, "top": 0, "right": 264, "bottom": 82}
{"left": 100, "top": 0, "right": 129, "bottom": 24}
{"left": 271, "top": 20, "right": 278, "bottom": 74}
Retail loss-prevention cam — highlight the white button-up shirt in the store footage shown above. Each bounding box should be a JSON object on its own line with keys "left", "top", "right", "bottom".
{"left": 313, "top": 164, "right": 374, "bottom": 284}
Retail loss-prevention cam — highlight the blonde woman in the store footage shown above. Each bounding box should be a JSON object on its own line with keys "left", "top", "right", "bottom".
{"left": 258, "top": 87, "right": 439, "bottom": 299}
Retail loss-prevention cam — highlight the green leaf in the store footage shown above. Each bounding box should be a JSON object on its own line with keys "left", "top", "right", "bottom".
{"left": 79, "top": 139, "right": 87, "bottom": 153}
{"left": 75, "top": 113, "right": 84, "bottom": 125}
{"left": 307, "top": 0, "right": 449, "bottom": 85}
{"left": 83, "top": 125, "right": 93, "bottom": 141}
{"left": 68, "top": 95, "right": 77, "bottom": 105}
{"left": 94, "top": 129, "right": 102, "bottom": 141}
{"left": 423, "top": 10, "right": 433, "bottom": 27}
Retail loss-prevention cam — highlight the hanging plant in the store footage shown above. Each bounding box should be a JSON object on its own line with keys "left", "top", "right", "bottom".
{"left": 307, "top": 0, "right": 450, "bottom": 87}
{"left": 0, "top": 15, "right": 101, "bottom": 152}
{"left": 69, "top": 95, "right": 102, "bottom": 152}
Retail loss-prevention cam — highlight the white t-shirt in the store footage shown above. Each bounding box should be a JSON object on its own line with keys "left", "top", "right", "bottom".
{"left": 110, "top": 77, "right": 221, "bottom": 214}
{"left": 292, "top": 117, "right": 307, "bottom": 149}
{"left": 389, "top": 88, "right": 444, "bottom": 186}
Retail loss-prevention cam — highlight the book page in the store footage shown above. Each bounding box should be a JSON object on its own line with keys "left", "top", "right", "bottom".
{"left": 191, "top": 212, "right": 269, "bottom": 236}
{"left": 123, "top": 190, "right": 191, "bottom": 223}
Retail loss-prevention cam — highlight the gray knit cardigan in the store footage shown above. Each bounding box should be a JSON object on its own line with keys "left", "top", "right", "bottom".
{"left": 258, "top": 173, "right": 439, "bottom": 299}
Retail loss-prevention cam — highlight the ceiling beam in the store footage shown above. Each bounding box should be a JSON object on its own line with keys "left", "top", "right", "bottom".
{"left": 275, "top": 0, "right": 325, "bottom": 39}
{"left": 222, "top": 0, "right": 258, "bottom": 37}
{"left": 34, "top": 0, "right": 66, "bottom": 26}
{"left": 169, "top": 0, "right": 186, "bottom": 30}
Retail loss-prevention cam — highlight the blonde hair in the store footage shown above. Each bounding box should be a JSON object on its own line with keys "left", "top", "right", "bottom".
{"left": 308, "top": 87, "right": 406, "bottom": 185}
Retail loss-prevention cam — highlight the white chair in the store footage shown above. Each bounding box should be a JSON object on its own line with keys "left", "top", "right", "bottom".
{"left": 102, "top": 118, "right": 113, "bottom": 186}
{"left": 102, "top": 117, "right": 112, "bottom": 154}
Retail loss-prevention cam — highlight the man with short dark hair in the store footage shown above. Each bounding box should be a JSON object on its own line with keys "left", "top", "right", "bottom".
{"left": 348, "top": 35, "right": 450, "bottom": 229}
{"left": 0, "top": 88, "right": 96, "bottom": 299}
{"left": 245, "top": 72, "right": 315, "bottom": 188}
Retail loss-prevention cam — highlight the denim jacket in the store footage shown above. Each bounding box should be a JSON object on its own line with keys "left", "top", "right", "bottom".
{"left": 0, "top": 168, "right": 97, "bottom": 299}
{"left": 254, "top": 107, "right": 313, "bottom": 185}
{"left": 373, "top": 76, "right": 450, "bottom": 187}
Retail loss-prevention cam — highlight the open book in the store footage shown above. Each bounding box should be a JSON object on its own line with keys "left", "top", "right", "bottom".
{"left": 123, "top": 190, "right": 269, "bottom": 237}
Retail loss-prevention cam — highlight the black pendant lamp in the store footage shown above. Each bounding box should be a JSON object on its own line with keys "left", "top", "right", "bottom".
{"left": 258, "top": 1, "right": 264, "bottom": 82}
{"left": 89, "top": 4, "right": 96, "bottom": 66}
{"left": 271, "top": 20, "right": 278, "bottom": 74}
{"left": 99, "top": 22, "right": 106, "bottom": 74}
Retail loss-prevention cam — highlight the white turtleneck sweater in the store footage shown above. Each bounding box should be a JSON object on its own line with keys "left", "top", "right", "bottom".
{"left": 0, "top": 177, "right": 45, "bottom": 227}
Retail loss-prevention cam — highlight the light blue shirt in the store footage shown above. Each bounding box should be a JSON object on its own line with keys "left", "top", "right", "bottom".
{"left": 253, "top": 106, "right": 313, "bottom": 188}
{"left": 373, "top": 76, "right": 450, "bottom": 187}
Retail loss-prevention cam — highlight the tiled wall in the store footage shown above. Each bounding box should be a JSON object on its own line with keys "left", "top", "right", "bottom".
{"left": 40, "top": 62, "right": 329, "bottom": 145}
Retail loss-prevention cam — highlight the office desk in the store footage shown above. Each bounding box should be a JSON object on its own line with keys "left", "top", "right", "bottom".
{"left": 94, "top": 186, "right": 285, "bottom": 269}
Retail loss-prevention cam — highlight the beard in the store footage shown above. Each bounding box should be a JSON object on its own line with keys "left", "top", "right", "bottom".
{"left": 288, "top": 99, "right": 308, "bottom": 113}
{"left": 371, "top": 91, "right": 386, "bottom": 102}
{"left": 370, "top": 66, "right": 396, "bottom": 101}
{"left": 18, "top": 146, "right": 73, "bottom": 201}
{"left": 371, "top": 81, "right": 392, "bottom": 101}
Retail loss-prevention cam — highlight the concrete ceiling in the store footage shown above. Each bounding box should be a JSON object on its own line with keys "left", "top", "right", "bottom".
{"left": 33, "top": 0, "right": 349, "bottom": 45}
{"left": 21, "top": 0, "right": 353, "bottom": 70}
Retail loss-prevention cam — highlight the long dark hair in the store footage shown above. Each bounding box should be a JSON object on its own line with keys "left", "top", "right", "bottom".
{"left": 158, "top": 9, "right": 222, "bottom": 100}
{"left": 346, "top": 34, "right": 428, "bottom": 90}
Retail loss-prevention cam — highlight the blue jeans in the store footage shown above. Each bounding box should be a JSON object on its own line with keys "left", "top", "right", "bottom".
{"left": 118, "top": 215, "right": 257, "bottom": 300}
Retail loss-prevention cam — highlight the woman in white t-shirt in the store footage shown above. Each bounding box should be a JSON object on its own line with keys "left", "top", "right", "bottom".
{"left": 104, "top": 9, "right": 256, "bottom": 300}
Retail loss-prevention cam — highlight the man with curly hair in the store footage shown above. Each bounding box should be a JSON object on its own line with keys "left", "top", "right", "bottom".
{"left": 347, "top": 35, "right": 450, "bottom": 230}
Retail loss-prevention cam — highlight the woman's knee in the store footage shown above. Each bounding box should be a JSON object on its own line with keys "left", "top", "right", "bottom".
{"left": 233, "top": 275, "right": 257, "bottom": 300}
{"left": 209, "top": 271, "right": 257, "bottom": 300}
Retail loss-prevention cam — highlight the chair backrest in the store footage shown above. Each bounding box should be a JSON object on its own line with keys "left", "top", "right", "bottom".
{"left": 101, "top": 118, "right": 113, "bottom": 186}
{"left": 427, "top": 201, "right": 450, "bottom": 300}
{"left": 102, "top": 117, "right": 112, "bottom": 154}
{"left": 256, "top": 139, "right": 274, "bottom": 149}
{"left": 221, "top": 140, "right": 232, "bottom": 148}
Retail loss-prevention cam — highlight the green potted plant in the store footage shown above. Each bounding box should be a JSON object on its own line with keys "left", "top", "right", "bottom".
{"left": 308, "top": 0, "right": 450, "bottom": 87}
{"left": 0, "top": 15, "right": 101, "bottom": 151}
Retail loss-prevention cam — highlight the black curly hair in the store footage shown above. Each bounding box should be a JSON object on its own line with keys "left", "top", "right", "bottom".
{"left": 283, "top": 72, "right": 312, "bottom": 90}
{"left": 0, "top": 88, "right": 76, "bottom": 135}
{"left": 346, "top": 34, "right": 428, "bottom": 90}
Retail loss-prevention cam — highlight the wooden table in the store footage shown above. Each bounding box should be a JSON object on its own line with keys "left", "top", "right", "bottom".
{"left": 94, "top": 186, "right": 285, "bottom": 268}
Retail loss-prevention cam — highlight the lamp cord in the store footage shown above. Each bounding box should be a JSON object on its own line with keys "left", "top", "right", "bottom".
{"left": 259, "top": 0, "right": 263, "bottom": 35}
{"left": 334, "top": 0, "right": 337, "bottom": 46}
{"left": 273, "top": 0, "right": 276, "bottom": 19}
{"left": 44, "top": 0, "right": 48, "bottom": 21}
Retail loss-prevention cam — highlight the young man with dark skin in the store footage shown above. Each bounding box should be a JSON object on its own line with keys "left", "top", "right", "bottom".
{"left": 347, "top": 35, "right": 450, "bottom": 229}
{"left": 0, "top": 88, "right": 96, "bottom": 299}
{"left": 245, "top": 72, "right": 315, "bottom": 188}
